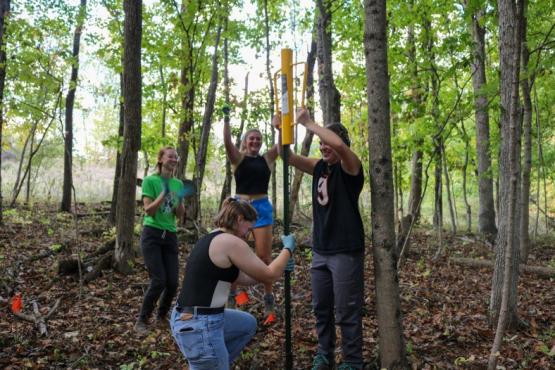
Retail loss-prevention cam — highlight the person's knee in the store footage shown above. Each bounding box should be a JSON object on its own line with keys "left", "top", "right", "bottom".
{"left": 150, "top": 276, "right": 167, "bottom": 291}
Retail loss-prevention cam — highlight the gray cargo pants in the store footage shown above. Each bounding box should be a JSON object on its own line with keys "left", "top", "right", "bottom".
{"left": 311, "top": 250, "right": 364, "bottom": 368}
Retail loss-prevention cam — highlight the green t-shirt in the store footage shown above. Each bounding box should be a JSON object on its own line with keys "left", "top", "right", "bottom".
{"left": 142, "top": 174, "right": 184, "bottom": 232}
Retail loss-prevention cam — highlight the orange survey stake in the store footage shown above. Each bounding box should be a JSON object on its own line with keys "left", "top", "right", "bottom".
{"left": 11, "top": 292, "right": 22, "bottom": 313}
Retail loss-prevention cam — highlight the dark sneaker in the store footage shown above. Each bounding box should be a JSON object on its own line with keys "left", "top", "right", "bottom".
{"left": 312, "top": 353, "right": 333, "bottom": 370}
{"left": 133, "top": 319, "right": 149, "bottom": 335}
{"left": 337, "top": 363, "right": 360, "bottom": 370}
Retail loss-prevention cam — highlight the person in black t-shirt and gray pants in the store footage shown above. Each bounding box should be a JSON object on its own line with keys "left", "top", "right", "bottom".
{"left": 274, "top": 108, "right": 365, "bottom": 370}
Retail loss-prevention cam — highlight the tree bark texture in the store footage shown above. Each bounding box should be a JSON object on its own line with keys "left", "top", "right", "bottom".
{"left": 61, "top": 0, "right": 87, "bottom": 212}
{"left": 289, "top": 36, "right": 317, "bottom": 220}
{"left": 115, "top": 0, "right": 142, "bottom": 274}
{"left": 489, "top": 0, "right": 522, "bottom": 329}
{"left": 468, "top": 2, "right": 497, "bottom": 238}
{"left": 363, "top": 0, "right": 407, "bottom": 368}
{"left": 316, "top": 0, "right": 341, "bottom": 126}
{"left": 0, "top": 0, "right": 8, "bottom": 224}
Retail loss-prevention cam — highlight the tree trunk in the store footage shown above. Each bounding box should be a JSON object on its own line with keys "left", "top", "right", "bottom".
{"left": 467, "top": 1, "right": 497, "bottom": 239}
{"left": 316, "top": 0, "right": 340, "bottom": 126}
{"left": 363, "top": 1, "right": 407, "bottom": 368}
{"left": 25, "top": 129, "right": 35, "bottom": 204}
{"left": 406, "top": 0, "right": 424, "bottom": 224}
{"left": 219, "top": 32, "right": 231, "bottom": 209}
{"left": 0, "top": 0, "right": 8, "bottom": 224}
{"left": 460, "top": 122, "right": 472, "bottom": 232}
{"left": 61, "top": 0, "right": 87, "bottom": 212}
{"left": 289, "top": 35, "right": 317, "bottom": 220}
{"left": 114, "top": 0, "right": 142, "bottom": 274}
{"left": 192, "top": 23, "right": 222, "bottom": 222}
{"left": 489, "top": 6, "right": 524, "bottom": 367}
{"left": 108, "top": 73, "right": 125, "bottom": 226}
{"left": 442, "top": 145, "right": 457, "bottom": 235}
{"left": 263, "top": 0, "right": 277, "bottom": 214}
{"left": 489, "top": 0, "right": 523, "bottom": 329}
{"left": 519, "top": 14, "right": 532, "bottom": 264}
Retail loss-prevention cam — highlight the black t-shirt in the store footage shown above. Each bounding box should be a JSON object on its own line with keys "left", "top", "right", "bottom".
{"left": 311, "top": 160, "right": 365, "bottom": 255}
{"left": 176, "top": 231, "right": 239, "bottom": 308}
{"left": 234, "top": 155, "right": 271, "bottom": 194}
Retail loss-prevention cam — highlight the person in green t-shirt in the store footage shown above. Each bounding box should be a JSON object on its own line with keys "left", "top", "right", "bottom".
{"left": 134, "top": 146, "right": 186, "bottom": 334}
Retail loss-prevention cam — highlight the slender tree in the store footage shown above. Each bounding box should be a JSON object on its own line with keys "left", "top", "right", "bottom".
{"left": 489, "top": 0, "right": 524, "bottom": 344}
{"left": 289, "top": 35, "right": 317, "bottom": 220}
{"left": 316, "top": 0, "right": 341, "bottom": 126}
{"left": 0, "top": 0, "right": 9, "bottom": 224}
{"left": 364, "top": 0, "right": 407, "bottom": 368}
{"left": 519, "top": 6, "right": 532, "bottom": 263}
{"left": 61, "top": 0, "right": 87, "bottom": 212}
{"left": 109, "top": 73, "right": 125, "bottom": 225}
{"left": 192, "top": 22, "right": 222, "bottom": 221}
{"left": 466, "top": 0, "right": 497, "bottom": 238}
{"left": 114, "top": 0, "right": 142, "bottom": 274}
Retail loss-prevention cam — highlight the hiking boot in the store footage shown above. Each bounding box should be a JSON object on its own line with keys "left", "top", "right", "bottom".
{"left": 312, "top": 353, "right": 334, "bottom": 370}
{"left": 134, "top": 318, "right": 149, "bottom": 335}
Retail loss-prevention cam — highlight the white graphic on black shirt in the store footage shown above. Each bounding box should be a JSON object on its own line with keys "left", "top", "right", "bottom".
{"left": 317, "top": 174, "right": 329, "bottom": 206}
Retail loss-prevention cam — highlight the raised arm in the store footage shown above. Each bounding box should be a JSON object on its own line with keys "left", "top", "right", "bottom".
{"left": 296, "top": 108, "right": 362, "bottom": 176}
{"left": 223, "top": 107, "right": 243, "bottom": 166}
{"left": 272, "top": 113, "right": 319, "bottom": 175}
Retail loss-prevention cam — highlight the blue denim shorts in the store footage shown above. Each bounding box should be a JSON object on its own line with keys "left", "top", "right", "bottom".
{"left": 250, "top": 197, "right": 273, "bottom": 228}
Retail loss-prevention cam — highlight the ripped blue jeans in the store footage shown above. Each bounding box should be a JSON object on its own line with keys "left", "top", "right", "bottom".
{"left": 170, "top": 307, "right": 257, "bottom": 370}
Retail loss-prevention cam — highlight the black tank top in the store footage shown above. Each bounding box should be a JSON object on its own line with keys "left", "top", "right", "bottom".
{"left": 176, "top": 231, "right": 240, "bottom": 308}
{"left": 312, "top": 160, "right": 365, "bottom": 255}
{"left": 234, "top": 155, "right": 271, "bottom": 194}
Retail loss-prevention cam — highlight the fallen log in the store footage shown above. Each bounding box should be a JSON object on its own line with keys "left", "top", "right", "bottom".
{"left": 450, "top": 257, "right": 555, "bottom": 279}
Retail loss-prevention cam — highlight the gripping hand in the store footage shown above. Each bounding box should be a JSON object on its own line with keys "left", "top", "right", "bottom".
{"left": 285, "top": 257, "right": 295, "bottom": 272}
{"left": 281, "top": 234, "right": 296, "bottom": 255}
{"left": 222, "top": 104, "right": 231, "bottom": 117}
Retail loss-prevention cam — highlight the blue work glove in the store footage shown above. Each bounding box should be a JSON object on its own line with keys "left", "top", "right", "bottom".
{"left": 177, "top": 179, "right": 195, "bottom": 202}
{"left": 281, "top": 234, "right": 296, "bottom": 255}
{"left": 222, "top": 104, "right": 231, "bottom": 116}
{"left": 285, "top": 257, "right": 295, "bottom": 272}
{"left": 161, "top": 178, "right": 170, "bottom": 196}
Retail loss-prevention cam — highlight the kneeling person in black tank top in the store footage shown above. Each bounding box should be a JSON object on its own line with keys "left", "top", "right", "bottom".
{"left": 170, "top": 197, "right": 295, "bottom": 370}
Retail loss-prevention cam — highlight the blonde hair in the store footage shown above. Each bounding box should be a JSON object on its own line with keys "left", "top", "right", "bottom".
{"left": 156, "top": 146, "right": 176, "bottom": 173}
{"left": 214, "top": 197, "right": 258, "bottom": 230}
{"left": 240, "top": 129, "right": 263, "bottom": 153}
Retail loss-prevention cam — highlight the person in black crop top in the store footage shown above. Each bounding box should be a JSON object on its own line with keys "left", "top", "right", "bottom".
{"left": 223, "top": 107, "right": 280, "bottom": 324}
{"left": 274, "top": 108, "right": 366, "bottom": 369}
{"left": 170, "top": 197, "right": 296, "bottom": 370}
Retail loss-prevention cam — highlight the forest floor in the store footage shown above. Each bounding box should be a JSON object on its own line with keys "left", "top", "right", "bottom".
{"left": 0, "top": 204, "right": 554, "bottom": 369}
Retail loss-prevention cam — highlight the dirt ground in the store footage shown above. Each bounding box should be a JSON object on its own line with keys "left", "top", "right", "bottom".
{"left": 0, "top": 205, "right": 554, "bottom": 369}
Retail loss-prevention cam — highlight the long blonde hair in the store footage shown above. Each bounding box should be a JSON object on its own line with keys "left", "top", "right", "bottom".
{"left": 240, "top": 129, "right": 263, "bottom": 153}
{"left": 214, "top": 197, "right": 257, "bottom": 231}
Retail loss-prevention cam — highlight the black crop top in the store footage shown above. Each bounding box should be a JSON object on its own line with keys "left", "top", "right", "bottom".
{"left": 176, "top": 231, "right": 240, "bottom": 308}
{"left": 234, "top": 155, "right": 271, "bottom": 194}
